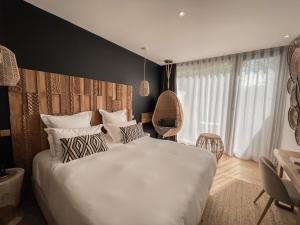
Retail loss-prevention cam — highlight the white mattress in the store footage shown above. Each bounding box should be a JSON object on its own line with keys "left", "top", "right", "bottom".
{"left": 32, "top": 137, "right": 216, "bottom": 225}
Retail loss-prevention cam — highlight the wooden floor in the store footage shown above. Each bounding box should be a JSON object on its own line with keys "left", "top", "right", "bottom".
{"left": 18, "top": 155, "right": 262, "bottom": 225}
{"left": 211, "top": 154, "right": 261, "bottom": 193}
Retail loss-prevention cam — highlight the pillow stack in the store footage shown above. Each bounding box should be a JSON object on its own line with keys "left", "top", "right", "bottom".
{"left": 99, "top": 109, "right": 145, "bottom": 144}
{"left": 41, "top": 111, "right": 108, "bottom": 163}
{"left": 41, "top": 109, "right": 147, "bottom": 163}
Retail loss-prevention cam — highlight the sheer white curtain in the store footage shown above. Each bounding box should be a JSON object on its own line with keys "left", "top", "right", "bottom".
{"left": 176, "top": 56, "right": 236, "bottom": 145}
{"left": 176, "top": 47, "right": 288, "bottom": 161}
{"left": 229, "top": 48, "right": 288, "bottom": 161}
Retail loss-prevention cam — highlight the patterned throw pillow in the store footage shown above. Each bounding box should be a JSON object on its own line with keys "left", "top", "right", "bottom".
{"left": 120, "top": 123, "right": 144, "bottom": 144}
{"left": 60, "top": 132, "right": 108, "bottom": 163}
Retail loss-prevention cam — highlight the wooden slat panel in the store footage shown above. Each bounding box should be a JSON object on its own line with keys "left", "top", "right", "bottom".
{"left": 116, "top": 84, "right": 122, "bottom": 100}
{"left": 73, "top": 77, "right": 81, "bottom": 95}
{"left": 79, "top": 78, "right": 85, "bottom": 112}
{"left": 84, "top": 79, "right": 92, "bottom": 95}
{"left": 8, "top": 68, "right": 133, "bottom": 181}
{"left": 8, "top": 91, "right": 22, "bottom": 136}
{"left": 84, "top": 95, "right": 91, "bottom": 111}
{"left": 24, "top": 69, "right": 37, "bottom": 93}
{"left": 36, "top": 71, "right": 47, "bottom": 114}
{"left": 121, "top": 85, "right": 127, "bottom": 109}
{"left": 96, "top": 96, "right": 103, "bottom": 109}
{"left": 50, "top": 73, "right": 61, "bottom": 94}
{"left": 64, "top": 76, "right": 71, "bottom": 114}
{"left": 101, "top": 81, "right": 107, "bottom": 109}
{"left": 112, "top": 100, "right": 122, "bottom": 111}
{"left": 107, "top": 82, "right": 113, "bottom": 97}
{"left": 52, "top": 95, "right": 61, "bottom": 114}
{"left": 112, "top": 83, "right": 116, "bottom": 100}
{"left": 73, "top": 96, "right": 80, "bottom": 113}
{"left": 127, "top": 86, "right": 133, "bottom": 120}
{"left": 92, "top": 80, "right": 99, "bottom": 110}
{"left": 59, "top": 75, "right": 67, "bottom": 114}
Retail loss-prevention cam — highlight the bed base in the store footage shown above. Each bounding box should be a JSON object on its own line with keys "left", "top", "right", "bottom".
{"left": 32, "top": 178, "right": 58, "bottom": 225}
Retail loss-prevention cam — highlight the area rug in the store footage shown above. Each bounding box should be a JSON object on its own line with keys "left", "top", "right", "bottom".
{"left": 200, "top": 179, "right": 295, "bottom": 225}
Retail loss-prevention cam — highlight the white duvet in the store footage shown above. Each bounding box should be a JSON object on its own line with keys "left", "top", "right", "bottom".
{"left": 33, "top": 137, "right": 216, "bottom": 225}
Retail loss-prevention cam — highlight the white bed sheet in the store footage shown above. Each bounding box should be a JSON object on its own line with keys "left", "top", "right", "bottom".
{"left": 32, "top": 137, "right": 216, "bottom": 225}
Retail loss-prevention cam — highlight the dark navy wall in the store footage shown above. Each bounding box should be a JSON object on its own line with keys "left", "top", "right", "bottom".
{"left": 0, "top": 0, "right": 161, "bottom": 168}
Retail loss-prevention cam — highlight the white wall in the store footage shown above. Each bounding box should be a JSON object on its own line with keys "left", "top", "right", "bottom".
{"left": 279, "top": 95, "right": 300, "bottom": 151}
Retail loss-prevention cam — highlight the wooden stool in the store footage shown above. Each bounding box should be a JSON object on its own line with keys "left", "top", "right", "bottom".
{"left": 196, "top": 133, "right": 224, "bottom": 162}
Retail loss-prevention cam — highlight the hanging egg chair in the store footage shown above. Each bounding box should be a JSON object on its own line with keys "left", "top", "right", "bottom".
{"left": 152, "top": 60, "right": 183, "bottom": 138}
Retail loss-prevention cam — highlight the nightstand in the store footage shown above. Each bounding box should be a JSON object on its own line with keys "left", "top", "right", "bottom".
{"left": 0, "top": 168, "right": 25, "bottom": 225}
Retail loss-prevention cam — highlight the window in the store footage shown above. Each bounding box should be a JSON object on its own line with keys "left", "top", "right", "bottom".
{"left": 176, "top": 47, "right": 287, "bottom": 161}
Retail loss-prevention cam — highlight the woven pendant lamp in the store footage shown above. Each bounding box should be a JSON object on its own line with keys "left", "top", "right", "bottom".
{"left": 139, "top": 58, "right": 150, "bottom": 96}
{"left": 139, "top": 47, "right": 150, "bottom": 96}
{"left": 0, "top": 45, "right": 20, "bottom": 86}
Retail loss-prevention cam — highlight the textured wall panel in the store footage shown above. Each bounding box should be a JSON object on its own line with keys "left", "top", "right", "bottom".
{"left": 8, "top": 68, "right": 133, "bottom": 177}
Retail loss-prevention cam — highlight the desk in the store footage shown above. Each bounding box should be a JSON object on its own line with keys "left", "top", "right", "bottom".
{"left": 274, "top": 149, "right": 300, "bottom": 225}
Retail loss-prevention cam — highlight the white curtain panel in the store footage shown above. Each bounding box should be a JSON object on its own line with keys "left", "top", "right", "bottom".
{"left": 229, "top": 48, "right": 288, "bottom": 161}
{"left": 176, "top": 56, "right": 236, "bottom": 145}
{"left": 176, "top": 47, "right": 288, "bottom": 161}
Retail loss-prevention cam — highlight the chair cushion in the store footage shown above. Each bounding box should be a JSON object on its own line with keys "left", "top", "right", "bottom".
{"left": 156, "top": 126, "right": 172, "bottom": 135}
{"left": 159, "top": 119, "right": 177, "bottom": 127}
{"left": 282, "top": 179, "right": 300, "bottom": 206}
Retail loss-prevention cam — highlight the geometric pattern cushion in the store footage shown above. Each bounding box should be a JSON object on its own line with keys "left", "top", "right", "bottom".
{"left": 120, "top": 123, "right": 144, "bottom": 144}
{"left": 60, "top": 132, "right": 108, "bottom": 163}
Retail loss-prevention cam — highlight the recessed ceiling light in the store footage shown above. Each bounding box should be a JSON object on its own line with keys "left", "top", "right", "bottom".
{"left": 178, "top": 11, "right": 185, "bottom": 17}
{"left": 284, "top": 34, "right": 290, "bottom": 38}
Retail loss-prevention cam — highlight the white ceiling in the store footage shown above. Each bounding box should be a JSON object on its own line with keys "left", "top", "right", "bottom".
{"left": 25, "top": 0, "right": 300, "bottom": 65}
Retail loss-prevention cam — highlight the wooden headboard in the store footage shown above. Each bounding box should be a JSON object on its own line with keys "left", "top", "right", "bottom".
{"left": 8, "top": 68, "right": 132, "bottom": 175}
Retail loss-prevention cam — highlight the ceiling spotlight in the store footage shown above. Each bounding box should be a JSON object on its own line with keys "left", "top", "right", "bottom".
{"left": 284, "top": 34, "right": 290, "bottom": 38}
{"left": 178, "top": 11, "right": 185, "bottom": 17}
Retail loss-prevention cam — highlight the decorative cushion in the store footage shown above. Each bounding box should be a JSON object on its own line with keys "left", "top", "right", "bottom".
{"left": 99, "top": 109, "right": 127, "bottom": 124}
{"left": 41, "top": 111, "right": 92, "bottom": 128}
{"left": 120, "top": 123, "right": 144, "bottom": 144}
{"left": 104, "top": 120, "right": 137, "bottom": 142}
{"left": 45, "top": 125, "right": 103, "bottom": 158}
{"left": 159, "top": 119, "right": 177, "bottom": 127}
{"left": 60, "top": 132, "right": 108, "bottom": 163}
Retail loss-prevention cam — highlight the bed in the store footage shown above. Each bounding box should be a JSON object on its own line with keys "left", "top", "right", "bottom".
{"left": 32, "top": 136, "right": 216, "bottom": 225}
{"left": 8, "top": 68, "right": 217, "bottom": 225}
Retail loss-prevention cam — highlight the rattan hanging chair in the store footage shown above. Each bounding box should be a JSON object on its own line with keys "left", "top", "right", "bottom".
{"left": 152, "top": 60, "right": 183, "bottom": 138}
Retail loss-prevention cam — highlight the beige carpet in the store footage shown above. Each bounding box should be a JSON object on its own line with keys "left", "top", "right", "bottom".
{"left": 200, "top": 179, "right": 295, "bottom": 225}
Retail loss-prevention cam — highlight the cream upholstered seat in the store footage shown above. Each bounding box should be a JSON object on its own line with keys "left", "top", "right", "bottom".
{"left": 152, "top": 90, "right": 183, "bottom": 138}
{"left": 254, "top": 157, "right": 300, "bottom": 225}
{"left": 282, "top": 180, "right": 300, "bottom": 206}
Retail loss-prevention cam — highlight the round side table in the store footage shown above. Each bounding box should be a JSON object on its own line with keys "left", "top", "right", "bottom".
{"left": 0, "top": 168, "right": 25, "bottom": 225}
{"left": 196, "top": 133, "right": 224, "bottom": 162}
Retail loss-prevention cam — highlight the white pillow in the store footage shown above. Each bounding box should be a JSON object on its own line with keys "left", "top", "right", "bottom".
{"left": 45, "top": 124, "right": 103, "bottom": 158}
{"left": 41, "top": 111, "right": 92, "bottom": 128}
{"left": 99, "top": 109, "right": 127, "bottom": 124}
{"left": 104, "top": 120, "right": 137, "bottom": 142}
